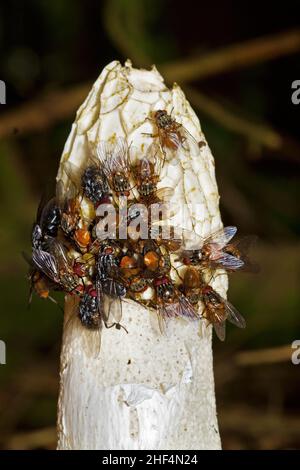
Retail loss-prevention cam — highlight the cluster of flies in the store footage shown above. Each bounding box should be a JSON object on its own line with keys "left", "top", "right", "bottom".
{"left": 25, "top": 110, "right": 258, "bottom": 341}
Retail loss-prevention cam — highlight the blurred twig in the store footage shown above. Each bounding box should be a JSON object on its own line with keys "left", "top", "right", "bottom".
{"left": 161, "top": 29, "right": 300, "bottom": 83}
{"left": 236, "top": 345, "right": 292, "bottom": 366}
{"left": 185, "top": 86, "right": 282, "bottom": 150}
{"left": 220, "top": 405, "right": 300, "bottom": 449}
{"left": 0, "top": 84, "right": 90, "bottom": 138}
{"left": 5, "top": 427, "right": 56, "bottom": 450}
{"left": 103, "top": 0, "right": 151, "bottom": 67}
{"left": 1, "top": 80, "right": 299, "bottom": 163}
{"left": 1, "top": 29, "right": 300, "bottom": 161}
{"left": 187, "top": 87, "right": 300, "bottom": 163}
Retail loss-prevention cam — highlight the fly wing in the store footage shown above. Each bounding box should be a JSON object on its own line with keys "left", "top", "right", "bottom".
{"left": 39, "top": 197, "right": 57, "bottom": 229}
{"left": 204, "top": 226, "right": 237, "bottom": 248}
{"left": 224, "top": 299, "right": 246, "bottom": 329}
{"left": 64, "top": 295, "right": 102, "bottom": 359}
{"left": 63, "top": 161, "right": 82, "bottom": 188}
{"left": 96, "top": 140, "right": 114, "bottom": 178}
{"left": 155, "top": 187, "right": 174, "bottom": 202}
{"left": 213, "top": 321, "right": 226, "bottom": 341}
{"left": 177, "top": 294, "right": 199, "bottom": 319}
{"left": 145, "top": 142, "right": 162, "bottom": 174}
{"left": 178, "top": 123, "right": 201, "bottom": 157}
{"left": 55, "top": 179, "right": 65, "bottom": 208}
{"left": 56, "top": 178, "right": 78, "bottom": 209}
{"left": 31, "top": 248, "right": 60, "bottom": 283}
{"left": 160, "top": 293, "right": 197, "bottom": 320}
{"left": 233, "top": 235, "right": 258, "bottom": 254}
{"left": 50, "top": 239, "right": 70, "bottom": 272}
{"left": 229, "top": 235, "right": 260, "bottom": 273}
{"left": 111, "top": 137, "right": 129, "bottom": 173}
{"left": 156, "top": 305, "right": 167, "bottom": 334}
{"left": 102, "top": 293, "right": 123, "bottom": 325}
{"left": 109, "top": 296, "right": 123, "bottom": 324}
{"left": 210, "top": 252, "right": 245, "bottom": 271}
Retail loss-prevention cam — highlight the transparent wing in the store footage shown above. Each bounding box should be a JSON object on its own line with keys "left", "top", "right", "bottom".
{"left": 158, "top": 130, "right": 181, "bottom": 164}
{"left": 177, "top": 123, "right": 201, "bottom": 157}
{"left": 96, "top": 140, "right": 114, "bottom": 178}
{"left": 213, "top": 321, "right": 226, "bottom": 341}
{"left": 128, "top": 144, "right": 138, "bottom": 167}
{"left": 63, "top": 160, "right": 82, "bottom": 188}
{"left": 39, "top": 197, "right": 58, "bottom": 229}
{"left": 225, "top": 300, "right": 246, "bottom": 329}
{"left": 177, "top": 294, "right": 199, "bottom": 319}
{"left": 55, "top": 179, "right": 65, "bottom": 207}
{"left": 227, "top": 235, "right": 260, "bottom": 273}
{"left": 50, "top": 239, "right": 70, "bottom": 271}
{"left": 102, "top": 292, "right": 123, "bottom": 325}
{"left": 204, "top": 226, "right": 237, "bottom": 248}
{"left": 159, "top": 292, "right": 198, "bottom": 320}
{"left": 63, "top": 295, "right": 102, "bottom": 359}
{"left": 56, "top": 178, "right": 78, "bottom": 208}
{"left": 232, "top": 235, "right": 258, "bottom": 254}
{"left": 31, "top": 248, "right": 60, "bottom": 283}
{"left": 156, "top": 306, "right": 167, "bottom": 334}
{"left": 152, "top": 224, "right": 203, "bottom": 251}
{"left": 111, "top": 137, "right": 129, "bottom": 173}
{"left": 210, "top": 252, "right": 245, "bottom": 271}
{"left": 145, "top": 142, "right": 162, "bottom": 174}
{"left": 155, "top": 187, "right": 174, "bottom": 202}
{"left": 97, "top": 137, "right": 129, "bottom": 179}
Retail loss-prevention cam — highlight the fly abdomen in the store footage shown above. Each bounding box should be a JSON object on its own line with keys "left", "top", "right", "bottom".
{"left": 81, "top": 166, "right": 109, "bottom": 205}
{"left": 79, "top": 291, "right": 101, "bottom": 329}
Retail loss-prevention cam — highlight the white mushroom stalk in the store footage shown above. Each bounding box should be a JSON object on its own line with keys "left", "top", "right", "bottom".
{"left": 56, "top": 60, "right": 226, "bottom": 450}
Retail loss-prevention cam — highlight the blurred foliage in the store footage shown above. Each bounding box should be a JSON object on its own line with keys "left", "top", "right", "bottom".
{"left": 0, "top": 0, "right": 299, "bottom": 450}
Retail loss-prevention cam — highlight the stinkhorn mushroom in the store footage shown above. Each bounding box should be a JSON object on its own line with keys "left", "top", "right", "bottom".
{"left": 56, "top": 60, "right": 225, "bottom": 450}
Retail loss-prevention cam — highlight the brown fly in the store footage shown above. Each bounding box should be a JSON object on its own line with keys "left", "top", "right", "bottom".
{"left": 96, "top": 137, "right": 132, "bottom": 198}
{"left": 149, "top": 109, "right": 199, "bottom": 163}
{"left": 181, "top": 267, "right": 246, "bottom": 340}
{"left": 177, "top": 226, "right": 258, "bottom": 272}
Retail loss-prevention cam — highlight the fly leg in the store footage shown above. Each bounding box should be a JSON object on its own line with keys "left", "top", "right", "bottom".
{"left": 105, "top": 322, "right": 128, "bottom": 334}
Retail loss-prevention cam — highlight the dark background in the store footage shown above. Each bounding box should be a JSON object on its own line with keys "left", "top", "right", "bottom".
{"left": 0, "top": 0, "right": 299, "bottom": 449}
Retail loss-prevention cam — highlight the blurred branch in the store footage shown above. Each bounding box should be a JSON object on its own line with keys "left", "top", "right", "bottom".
{"left": 1, "top": 28, "right": 300, "bottom": 162}
{"left": 1, "top": 80, "right": 300, "bottom": 165}
{"left": 186, "top": 86, "right": 283, "bottom": 150}
{"left": 236, "top": 345, "right": 292, "bottom": 366}
{"left": 103, "top": 0, "right": 151, "bottom": 67}
{"left": 0, "top": 84, "right": 90, "bottom": 138}
{"left": 187, "top": 87, "right": 300, "bottom": 163}
{"left": 161, "top": 29, "right": 300, "bottom": 83}
{"left": 5, "top": 427, "right": 56, "bottom": 450}
{"left": 220, "top": 405, "right": 300, "bottom": 447}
